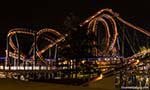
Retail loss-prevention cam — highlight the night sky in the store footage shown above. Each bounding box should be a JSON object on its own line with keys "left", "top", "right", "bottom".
{"left": 0, "top": 0, "right": 149, "bottom": 56}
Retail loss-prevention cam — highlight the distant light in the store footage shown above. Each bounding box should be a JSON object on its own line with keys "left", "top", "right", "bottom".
{"left": 95, "top": 74, "right": 103, "bottom": 81}
{"left": 81, "top": 60, "right": 86, "bottom": 64}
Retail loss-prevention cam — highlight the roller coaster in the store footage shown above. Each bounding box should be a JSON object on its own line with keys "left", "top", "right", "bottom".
{"left": 6, "top": 28, "right": 65, "bottom": 66}
{"left": 0, "top": 8, "right": 149, "bottom": 87}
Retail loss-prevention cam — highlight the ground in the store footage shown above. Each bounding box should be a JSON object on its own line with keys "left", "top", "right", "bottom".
{"left": 0, "top": 78, "right": 114, "bottom": 90}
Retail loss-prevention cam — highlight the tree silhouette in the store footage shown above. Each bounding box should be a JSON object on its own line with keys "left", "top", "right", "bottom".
{"left": 59, "top": 12, "right": 91, "bottom": 59}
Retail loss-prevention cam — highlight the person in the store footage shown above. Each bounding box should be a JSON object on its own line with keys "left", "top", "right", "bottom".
{"left": 136, "top": 75, "right": 140, "bottom": 86}
{"left": 122, "top": 75, "right": 127, "bottom": 86}
{"left": 115, "top": 76, "right": 120, "bottom": 89}
{"left": 132, "top": 75, "right": 137, "bottom": 86}
{"left": 128, "top": 76, "right": 132, "bottom": 86}
{"left": 145, "top": 76, "right": 149, "bottom": 87}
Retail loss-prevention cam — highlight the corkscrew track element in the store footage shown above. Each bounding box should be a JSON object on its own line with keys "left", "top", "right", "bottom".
{"left": 80, "top": 8, "right": 150, "bottom": 56}
{"left": 6, "top": 28, "right": 65, "bottom": 65}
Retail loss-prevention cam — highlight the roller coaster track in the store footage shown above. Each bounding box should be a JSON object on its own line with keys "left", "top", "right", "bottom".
{"left": 88, "top": 14, "right": 118, "bottom": 55}
{"left": 3, "top": 8, "right": 150, "bottom": 87}
{"left": 127, "top": 48, "right": 150, "bottom": 60}
{"left": 80, "top": 8, "right": 150, "bottom": 36}
{"left": 7, "top": 28, "right": 65, "bottom": 65}
{"left": 8, "top": 28, "right": 34, "bottom": 52}
{"left": 80, "top": 8, "right": 150, "bottom": 56}
{"left": 88, "top": 16, "right": 106, "bottom": 55}
{"left": 80, "top": 8, "right": 150, "bottom": 83}
{"left": 82, "top": 48, "right": 150, "bottom": 86}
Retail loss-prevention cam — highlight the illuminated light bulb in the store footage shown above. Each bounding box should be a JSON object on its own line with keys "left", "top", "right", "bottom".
{"left": 81, "top": 60, "right": 86, "bottom": 64}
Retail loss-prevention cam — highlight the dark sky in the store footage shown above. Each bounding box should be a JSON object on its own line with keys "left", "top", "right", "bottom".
{"left": 0, "top": 0, "right": 149, "bottom": 55}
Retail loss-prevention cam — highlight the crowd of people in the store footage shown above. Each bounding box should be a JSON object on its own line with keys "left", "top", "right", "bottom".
{"left": 121, "top": 75, "right": 149, "bottom": 87}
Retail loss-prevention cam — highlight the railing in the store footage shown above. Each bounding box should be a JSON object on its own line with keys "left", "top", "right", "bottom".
{"left": 0, "top": 65, "right": 57, "bottom": 71}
